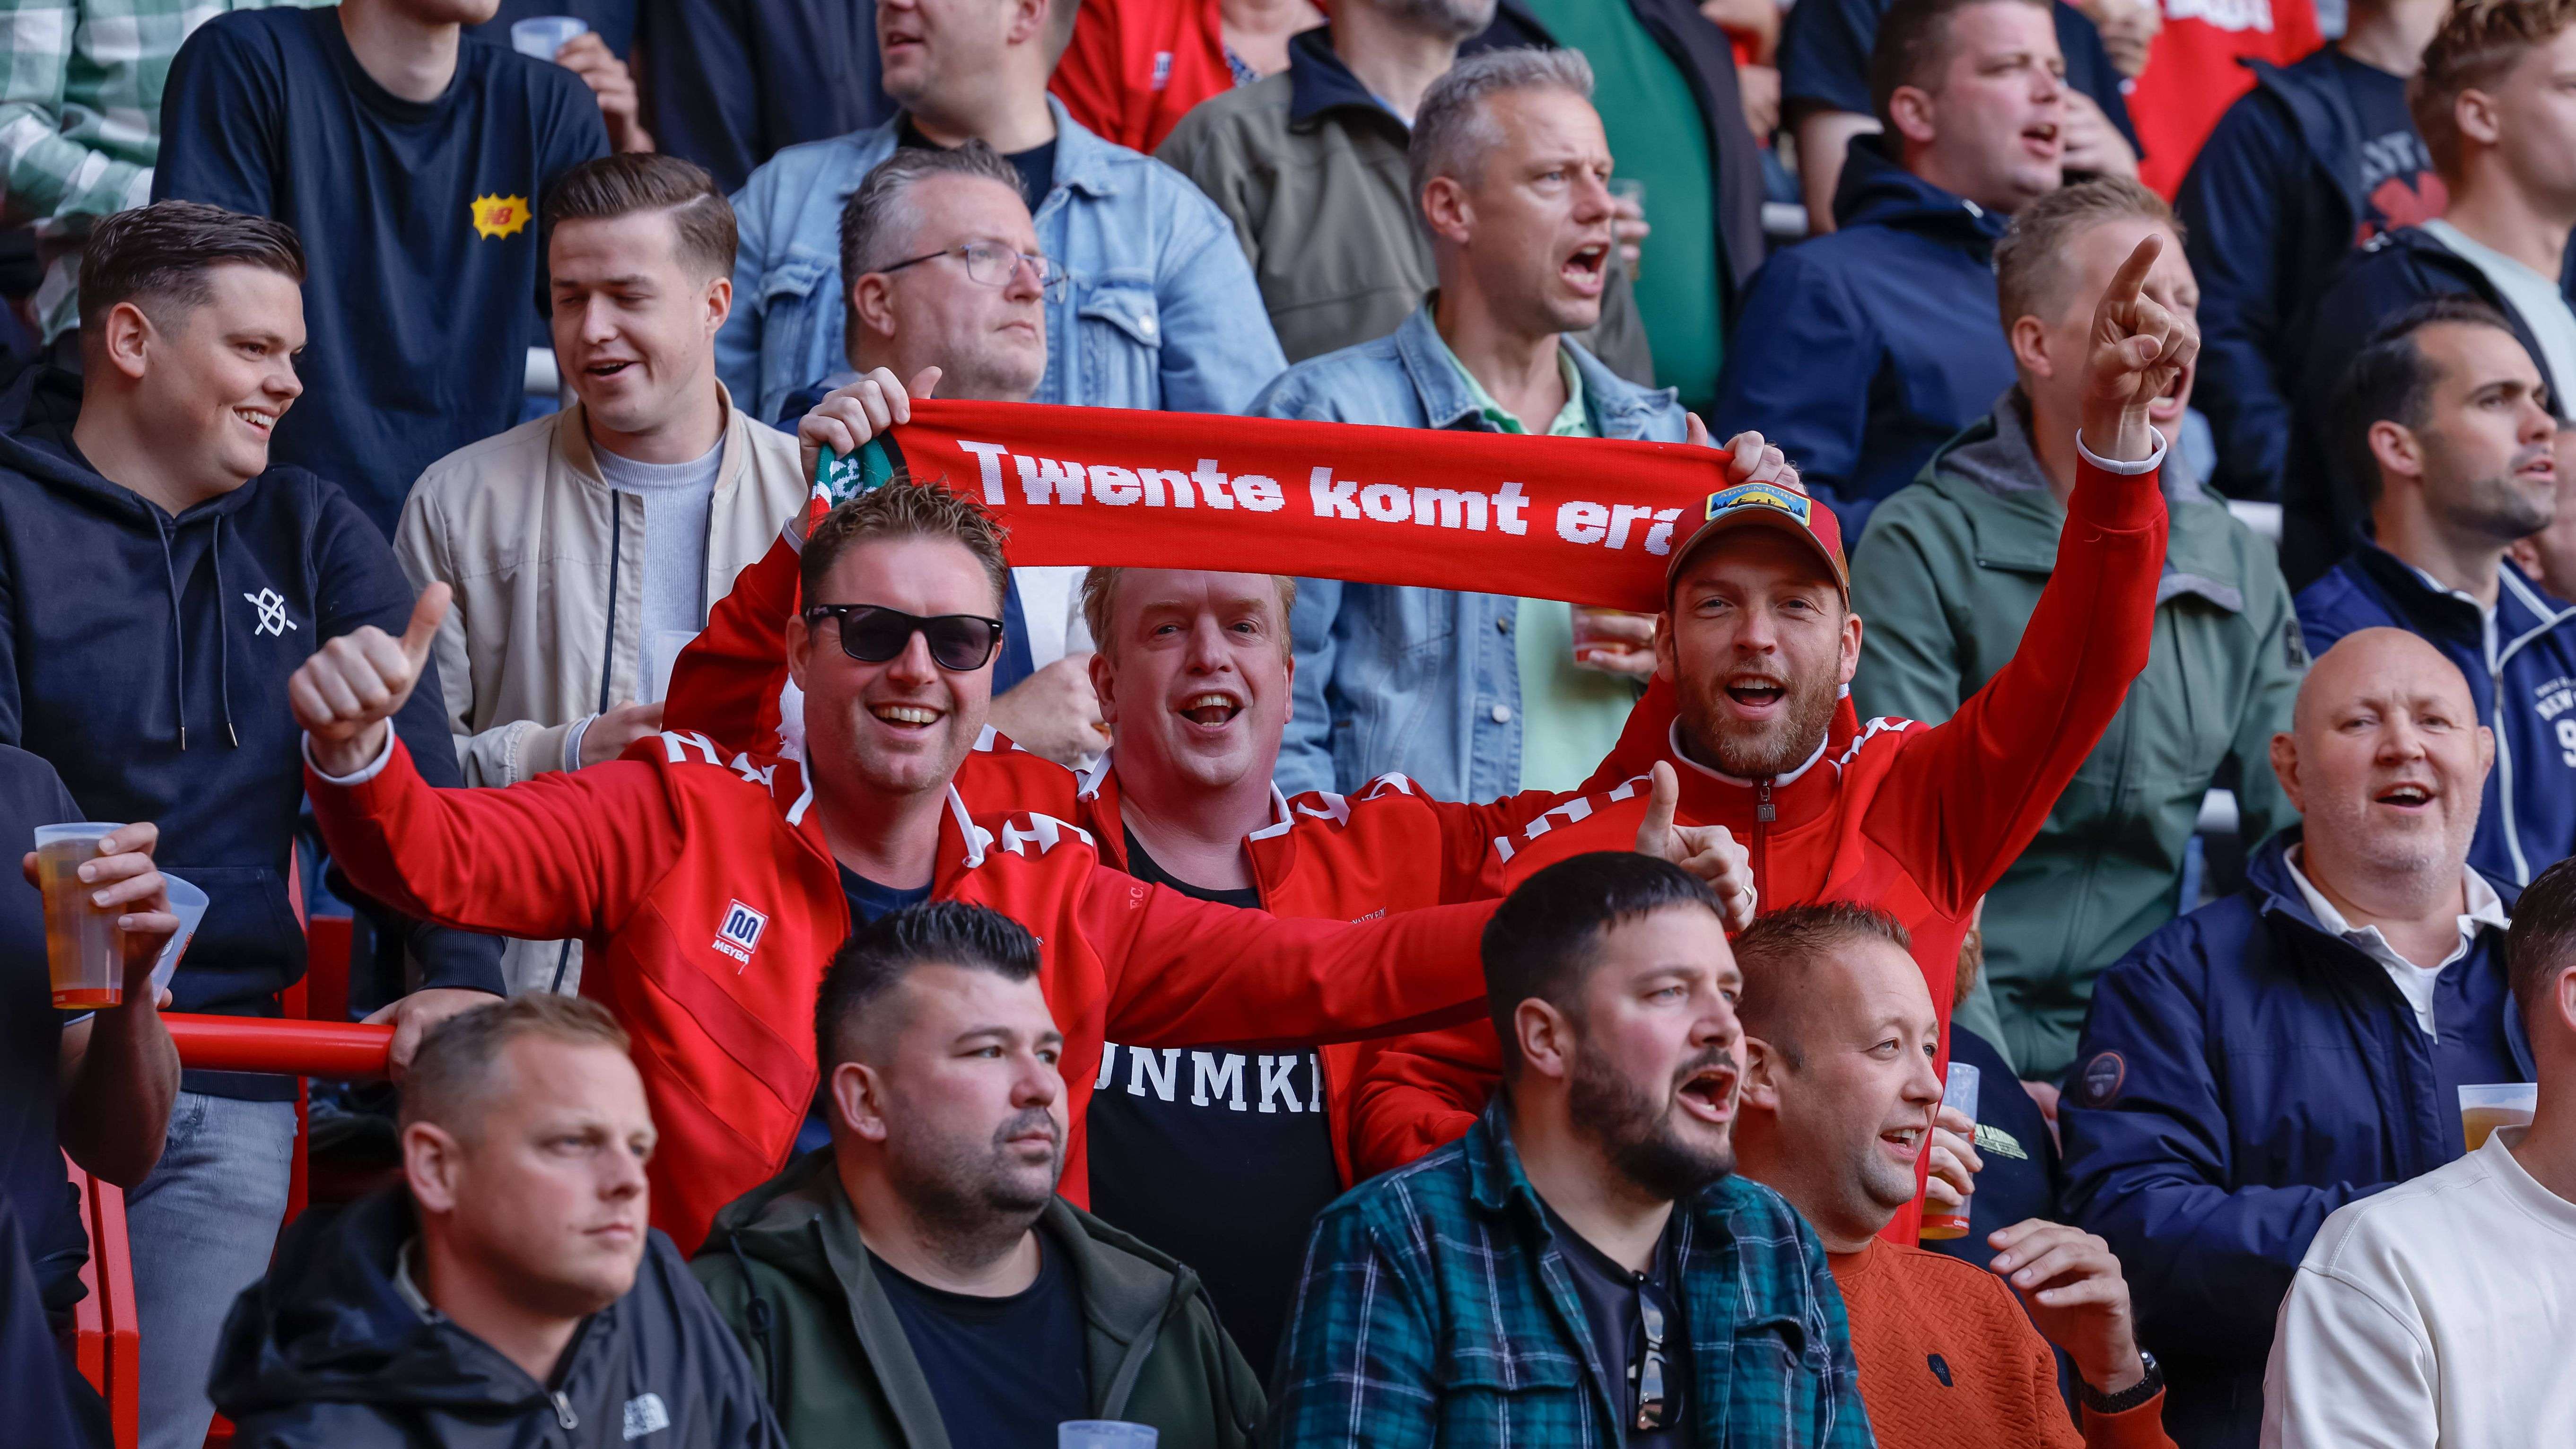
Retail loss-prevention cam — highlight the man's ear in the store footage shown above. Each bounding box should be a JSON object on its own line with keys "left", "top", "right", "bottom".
{"left": 832, "top": 1060, "right": 893, "bottom": 1144}
{"left": 2455, "top": 87, "right": 2502, "bottom": 151}
{"left": 1737, "top": 1035, "right": 1788, "bottom": 1114}
{"left": 1886, "top": 86, "right": 1939, "bottom": 148}
{"left": 1838, "top": 606, "right": 1863, "bottom": 689}
{"left": 704, "top": 273, "right": 734, "bottom": 335}
{"left": 2269, "top": 730, "right": 2304, "bottom": 814}
{"left": 1514, "top": 998, "right": 1574, "bottom": 1084}
{"left": 851, "top": 273, "right": 899, "bottom": 341}
{"left": 2007, "top": 313, "right": 2053, "bottom": 378}
{"left": 1653, "top": 611, "right": 1677, "bottom": 684}
{"left": 1420, "top": 175, "right": 1474, "bottom": 248}
{"left": 786, "top": 611, "right": 813, "bottom": 692}
{"left": 2368, "top": 419, "right": 2424, "bottom": 490}
{"left": 402, "top": 1121, "right": 467, "bottom": 1215}
{"left": 1088, "top": 649, "right": 1118, "bottom": 726}
{"left": 2476, "top": 722, "right": 2497, "bottom": 783}
{"left": 94, "top": 300, "right": 154, "bottom": 384}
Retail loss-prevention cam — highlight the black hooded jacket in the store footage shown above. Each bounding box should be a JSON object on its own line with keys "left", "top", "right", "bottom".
{"left": 210, "top": 1188, "right": 785, "bottom": 1449}
{"left": 0, "top": 367, "right": 500, "bottom": 1096}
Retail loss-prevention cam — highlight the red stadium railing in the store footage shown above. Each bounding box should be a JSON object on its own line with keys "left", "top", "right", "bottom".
{"left": 163, "top": 1015, "right": 393, "bottom": 1080}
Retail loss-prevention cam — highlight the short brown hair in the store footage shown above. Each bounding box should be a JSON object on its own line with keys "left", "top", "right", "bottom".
{"left": 78, "top": 201, "right": 306, "bottom": 334}
{"left": 1732, "top": 903, "right": 1913, "bottom": 1068}
{"left": 1993, "top": 176, "right": 2183, "bottom": 332}
{"left": 400, "top": 994, "right": 631, "bottom": 1138}
{"left": 801, "top": 472, "right": 1013, "bottom": 614}
{"left": 542, "top": 153, "right": 738, "bottom": 279}
{"left": 1077, "top": 567, "right": 1298, "bottom": 659}
{"left": 1868, "top": 0, "right": 2052, "bottom": 131}
{"left": 2413, "top": 0, "right": 2576, "bottom": 178}
{"left": 2506, "top": 855, "right": 2576, "bottom": 1029}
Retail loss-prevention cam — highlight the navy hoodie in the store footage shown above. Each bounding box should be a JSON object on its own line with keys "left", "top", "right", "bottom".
{"left": 2297, "top": 545, "right": 2576, "bottom": 887}
{"left": 0, "top": 368, "right": 500, "bottom": 1099}
{"left": 210, "top": 1188, "right": 784, "bottom": 1448}
{"left": 2061, "top": 832, "right": 2532, "bottom": 1449}
{"left": 2280, "top": 225, "right": 2576, "bottom": 588}
{"left": 1711, "top": 134, "right": 2014, "bottom": 542}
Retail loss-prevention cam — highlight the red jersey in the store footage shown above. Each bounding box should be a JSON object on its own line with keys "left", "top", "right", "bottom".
{"left": 1344, "top": 454, "right": 2170, "bottom": 1236}
{"left": 1050, "top": 0, "right": 1232, "bottom": 155}
{"left": 2133, "top": 0, "right": 2323, "bottom": 196}
{"left": 307, "top": 736, "right": 1499, "bottom": 1253}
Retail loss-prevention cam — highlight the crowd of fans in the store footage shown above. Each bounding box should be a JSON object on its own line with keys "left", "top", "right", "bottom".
{"left": 1, "top": 0, "right": 2573, "bottom": 1445}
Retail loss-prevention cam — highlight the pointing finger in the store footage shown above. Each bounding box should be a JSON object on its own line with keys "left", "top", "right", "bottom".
{"left": 2100, "top": 231, "right": 2160, "bottom": 318}
{"left": 399, "top": 584, "right": 451, "bottom": 666}
{"left": 1637, "top": 760, "right": 1679, "bottom": 853}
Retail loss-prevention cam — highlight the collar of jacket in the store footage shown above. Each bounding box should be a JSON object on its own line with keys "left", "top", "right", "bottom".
{"left": 2240, "top": 828, "right": 2539, "bottom": 1074}
{"left": 2239, "top": 49, "right": 2371, "bottom": 209}
{"left": 1631, "top": 697, "right": 1866, "bottom": 837}
{"left": 1923, "top": 389, "right": 2249, "bottom": 610}
{"left": 720, "top": 1150, "right": 1201, "bottom": 1437}
{"left": 1072, "top": 750, "right": 1295, "bottom": 879}
{"left": 1286, "top": 24, "right": 1404, "bottom": 132}
{"left": 1390, "top": 300, "right": 1674, "bottom": 436}
{"left": 852, "top": 96, "right": 1125, "bottom": 204}
{"left": 2347, "top": 542, "right": 2576, "bottom": 647}
{"left": 549, "top": 384, "right": 761, "bottom": 504}
{"left": 1831, "top": 133, "right": 2010, "bottom": 249}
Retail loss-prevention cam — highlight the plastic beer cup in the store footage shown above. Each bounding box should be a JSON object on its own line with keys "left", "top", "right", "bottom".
{"left": 35, "top": 822, "right": 126, "bottom": 1009}
{"left": 2458, "top": 1082, "right": 2537, "bottom": 1151}
{"left": 510, "top": 15, "right": 588, "bottom": 60}
{"left": 1918, "top": 1059, "right": 1981, "bottom": 1241}
{"left": 1060, "top": 1423, "right": 1157, "bottom": 1449}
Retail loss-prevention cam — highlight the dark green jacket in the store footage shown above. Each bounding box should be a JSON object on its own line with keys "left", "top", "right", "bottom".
{"left": 1851, "top": 393, "right": 2306, "bottom": 1079}
{"left": 688, "top": 1151, "right": 1264, "bottom": 1449}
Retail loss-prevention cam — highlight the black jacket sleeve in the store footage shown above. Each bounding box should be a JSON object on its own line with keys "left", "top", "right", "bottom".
{"left": 151, "top": 14, "right": 283, "bottom": 210}
{"left": 636, "top": 0, "right": 889, "bottom": 194}
{"left": 2181, "top": 88, "right": 2306, "bottom": 501}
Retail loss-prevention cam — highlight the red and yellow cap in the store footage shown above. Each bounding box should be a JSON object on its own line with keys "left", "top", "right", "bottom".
{"left": 1663, "top": 478, "right": 1849, "bottom": 598}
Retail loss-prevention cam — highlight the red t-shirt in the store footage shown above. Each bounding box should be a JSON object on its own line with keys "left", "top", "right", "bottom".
{"left": 2131, "top": 0, "right": 2323, "bottom": 196}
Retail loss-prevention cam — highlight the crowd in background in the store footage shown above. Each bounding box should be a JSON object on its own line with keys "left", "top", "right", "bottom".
{"left": 2, "top": 0, "right": 2575, "bottom": 1445}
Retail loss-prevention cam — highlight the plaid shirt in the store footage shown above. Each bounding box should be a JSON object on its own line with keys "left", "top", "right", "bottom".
{"left": 1270, "top": 1102, "right": 1874, "bottom": 1448}
{"left": 0, "top": 0, "right": 323, "bottom": 335}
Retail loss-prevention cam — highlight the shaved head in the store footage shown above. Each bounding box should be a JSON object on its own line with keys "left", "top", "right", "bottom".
{"left": 2274, "top": 627, "right": 2493, "bottom": 891}
{"left": 2291, "top": 628, "right": 2473, "bottom": 736}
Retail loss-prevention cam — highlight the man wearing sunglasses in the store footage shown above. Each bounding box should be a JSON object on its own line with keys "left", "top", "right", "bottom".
{"left": 1729, "top": 904, "right": 2172, "bottom": 1448}
{"left": 288, "top": 475, "right": 1521, "bottom": 1257}
{"left": 789, "top": 142, "right": 1108, "bottom": 771}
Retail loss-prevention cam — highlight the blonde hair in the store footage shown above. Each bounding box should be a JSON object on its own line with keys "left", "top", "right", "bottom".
{"left": 2413, "top": 0, "right": 2576, "bottom": 178}
{"left": 400, "top": 994, "right": 630, "bottom": 1138}
{"left": 1992, "top": 176, "right": 2183, "bottom": 331}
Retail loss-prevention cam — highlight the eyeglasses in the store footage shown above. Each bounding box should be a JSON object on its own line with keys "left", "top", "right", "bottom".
{"left": 803, "top": 605, "right": 1005, "bottom": 672}
{"left": 877, "top": 240, "right": 1065, "bottom": 298}
{"left": 1633, "top": 1288, "right": 1671, "bottom": 1432}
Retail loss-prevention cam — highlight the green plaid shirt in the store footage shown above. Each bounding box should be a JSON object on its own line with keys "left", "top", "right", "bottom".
{"left": 0, "top": 0, "right": 324, "bottom": 336}
{"left": 1270, "top": 1102, "right": 1875, "bottom": 1448}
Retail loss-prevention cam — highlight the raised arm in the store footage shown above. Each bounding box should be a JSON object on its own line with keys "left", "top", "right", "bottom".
{"left": 1874, "top": 234, "right": 2185, "bottom": 910}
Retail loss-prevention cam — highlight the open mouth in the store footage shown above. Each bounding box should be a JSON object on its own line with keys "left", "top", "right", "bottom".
{"left": 585, "top": 360, "right": 638, "bottom": 380}
{"left": 2375, "top": 782, "right": 2435, "bottom": 811}
{"left": 1723, "top": 674, "right": 1787, "bottom": 713}
{"left": 870, "top": 702, "right": 943, "bottom": 732}
{"left": 1176, "top": 690, "right": 1243, "bottom": 728}
{"left": 2022, "top": 121, "right": 2061, "bottom": 158}
{"left": 1676, "top": 1064, "right": 1738, "bottom": 1123}
{"left": 1562, "top": 242, "right": 1609, "bottom": 292}
{"left": 1878, "top": 1124, "right": 1926, "bottom": 1160}
{"left": 2148, "top": 366, "right": 2192, "bottom": 422}
{"left": 233, "top": 408, "right": 276, "bottom": 435}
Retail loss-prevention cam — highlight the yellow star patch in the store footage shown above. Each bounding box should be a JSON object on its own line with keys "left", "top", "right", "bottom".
{"left": 470, "top": 194, "right": 530, "bottom": 240}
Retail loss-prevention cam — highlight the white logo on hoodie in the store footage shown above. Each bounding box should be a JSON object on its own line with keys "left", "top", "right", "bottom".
{"left": 243, "top": 588, "right": 298, "bottom": 638}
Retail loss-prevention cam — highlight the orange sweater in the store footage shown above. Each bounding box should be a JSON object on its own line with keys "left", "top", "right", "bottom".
{"left": 1827, "top": 1240, "right": 2173, "bottom": 1449}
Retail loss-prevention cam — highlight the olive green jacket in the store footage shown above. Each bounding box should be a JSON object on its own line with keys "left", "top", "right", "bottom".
{"left": 690, "top": 1152, "right": 1265, "bottom": 1449}
{"left": 1852, "top": 393, "right": 2306, "bottom": 1079}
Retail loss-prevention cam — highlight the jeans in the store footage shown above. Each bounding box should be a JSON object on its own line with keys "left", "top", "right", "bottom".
{"left": 126, "top": 1091, "right": 296, "bottom": 1449}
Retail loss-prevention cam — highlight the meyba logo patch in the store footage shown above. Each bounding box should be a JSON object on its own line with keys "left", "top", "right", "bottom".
{"left": 712, "top": 899, "right": 768, "bottom": 969}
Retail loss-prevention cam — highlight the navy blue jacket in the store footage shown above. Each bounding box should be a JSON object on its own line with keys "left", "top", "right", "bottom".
{"left": 1710, "top": 135, "right": 2013, "bottom": 542}
{"left": 635, "top": 0, "right": 889, "bottom": 194}
{"left": 2180, "top": 52, "right": 2393, "bottom": 505}
{"left": 0, "top": 370, "right": 500, "bottom": 1098}
{"left": 2061, "top": 833, "right": 2532, "bottom": 1449}
{"left": 2280, "top": 226, "right": 2576, "bottom": 588}
{"left": 2297, "top": 545, "right": 2576, "bottom": 887}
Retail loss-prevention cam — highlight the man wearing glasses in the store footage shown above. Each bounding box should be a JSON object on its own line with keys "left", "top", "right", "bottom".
{"left": 789, "top": 143, "right": 1107, "bottom": 770}
{"left": 1269, "top": 851, "right": 1872, "bottom": 1449}
{"left": 286, "top": 475, "right": 1522, "bottom": 1257}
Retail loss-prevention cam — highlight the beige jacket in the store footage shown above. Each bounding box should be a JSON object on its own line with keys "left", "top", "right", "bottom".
{"left": 393, "top": 391, "right": 805, "bottom": 988}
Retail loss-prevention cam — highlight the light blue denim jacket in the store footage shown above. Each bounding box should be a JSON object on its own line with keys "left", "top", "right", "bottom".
{"left": 1250, "top": 304, "right": 1688, "bottom": 802}
{"left": 716, "top": 97, "right": 1288, "bottom": 425}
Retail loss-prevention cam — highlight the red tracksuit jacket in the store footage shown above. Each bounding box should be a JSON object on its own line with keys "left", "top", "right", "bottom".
{"left": 1345, "top": 454, "right": 2171, "bottom": 1208}
{"left": 306, "top": 736, "right": 1499, "bottom": 1252}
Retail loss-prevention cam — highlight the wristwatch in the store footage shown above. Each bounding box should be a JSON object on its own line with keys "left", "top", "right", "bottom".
{"left": 2080, "top": 1350, "right": 2163, "bottom": 1416}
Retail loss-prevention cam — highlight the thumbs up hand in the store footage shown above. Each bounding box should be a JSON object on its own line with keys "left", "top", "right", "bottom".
{"left": 1632, "top": 760, "right": 1759, "bottom": 931}
{"left": 291, "top": 583, "right": 450, "bottom": 778}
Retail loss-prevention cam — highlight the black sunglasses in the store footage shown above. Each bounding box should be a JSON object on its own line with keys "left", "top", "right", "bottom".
{"left": 1634, "top": 1288, "right": 1671, "bottom": 1432}
{"left": 803, "top": 604, "right": 1005, "bottom": 672}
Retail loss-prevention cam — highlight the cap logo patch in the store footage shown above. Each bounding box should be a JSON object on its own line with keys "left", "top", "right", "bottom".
{"left": 2080, "top": 1051, "right": 2127, "bottom": 1108}
{"left": 1705, "top": 481, "right": 1813, "bottom": 524}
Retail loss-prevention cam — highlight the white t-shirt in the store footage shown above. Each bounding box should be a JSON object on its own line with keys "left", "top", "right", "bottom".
{"left": 2261, "top": 1126, "right": 2576, "bottom": 1447}
{"left": 2425, "top": 219, "right": 2576, "bottom": 405}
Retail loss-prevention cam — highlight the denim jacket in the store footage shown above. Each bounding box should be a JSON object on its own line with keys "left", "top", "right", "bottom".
{"left": 1250, "top": 303, "right": 1689, "bottom": 801}
{"left": 716, "top": 96, "right": 1288, "bottom": 425}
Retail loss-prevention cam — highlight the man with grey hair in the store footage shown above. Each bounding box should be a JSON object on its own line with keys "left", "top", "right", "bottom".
{"left": 1156, "top": 0, "right": 1655, "bottom": 376}
{"left": 718, "top": 0, "right": 1287, "bottom": 428}
{"left": 207, "top": 995, "right": 786, "bottom": 1445}
{"left": 1248, "top": 48, "right": 1703, "bottom": 804}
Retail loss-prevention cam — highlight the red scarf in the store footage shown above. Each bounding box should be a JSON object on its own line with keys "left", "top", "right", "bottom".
{"left": 882, "top": 398, "right": 1729, "bottom": 613}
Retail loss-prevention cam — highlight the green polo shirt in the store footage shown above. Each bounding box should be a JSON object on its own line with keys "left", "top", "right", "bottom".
{"left": 1435, "top": 335, "right": 1640, "bottom": 793}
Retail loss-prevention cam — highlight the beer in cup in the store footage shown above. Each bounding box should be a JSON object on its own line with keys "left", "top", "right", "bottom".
{"left": 1918, "top": 1059, "right": 1981, "bottom": 1241}
{"left": 1571, "top": 605, "right": 1655, "bottom": 672}
{"left": 35, "top": 822, "right": 127, "bottom": 1009}
{"left": 2458, "top": 1082, "right": 2537, "bottom": 1151}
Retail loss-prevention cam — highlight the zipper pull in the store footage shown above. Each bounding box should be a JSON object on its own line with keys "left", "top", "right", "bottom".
{"left": 1757, "top": 779, "right": 1775, "bottom": 823}
{"left": 553, "top": 1391, "right": 578, "bottom": 1431}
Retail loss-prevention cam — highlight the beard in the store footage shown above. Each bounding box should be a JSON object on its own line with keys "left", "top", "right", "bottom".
{"left": 1678, "top": 660, "right": 1840, "bottom": 779}
{"left": 2431, "top": 438, "right": 2556, "bottom": 543}
{"left": 1379, "top": 0, "right": 1499, "bottom": 40}
{"left": 1566, "top": 1039, "right": 1736, "bottom": 1202}
{"left": 884, "top": 1104, "right": 1063, "bottom": 1258}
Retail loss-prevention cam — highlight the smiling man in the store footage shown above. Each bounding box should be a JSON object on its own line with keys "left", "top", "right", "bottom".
{"left": 210, "top": 995, "right": 784, "bottom": 1446}
{"left": 1731, "top": 904, "right": 2173, "bottom": 1448}
{"left": 2061, "top": 628, "right": 2535, "bottom": 1449}
{"left": 693, "top": 902, "right": 1266, "bottom": 1447}
{"left": 1272, "top": 852, "right": 1869, "bottom": 1449}
{"left": 2297, "top": 298, "right": 2576, "bottom": 890}
{"left": 396, "top": 153, "right": 807, "bottom": 992}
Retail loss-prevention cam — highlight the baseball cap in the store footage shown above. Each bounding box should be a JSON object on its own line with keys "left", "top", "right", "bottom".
{"left": 1664, "top": 478, "right": 1849, "bottom": 598}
